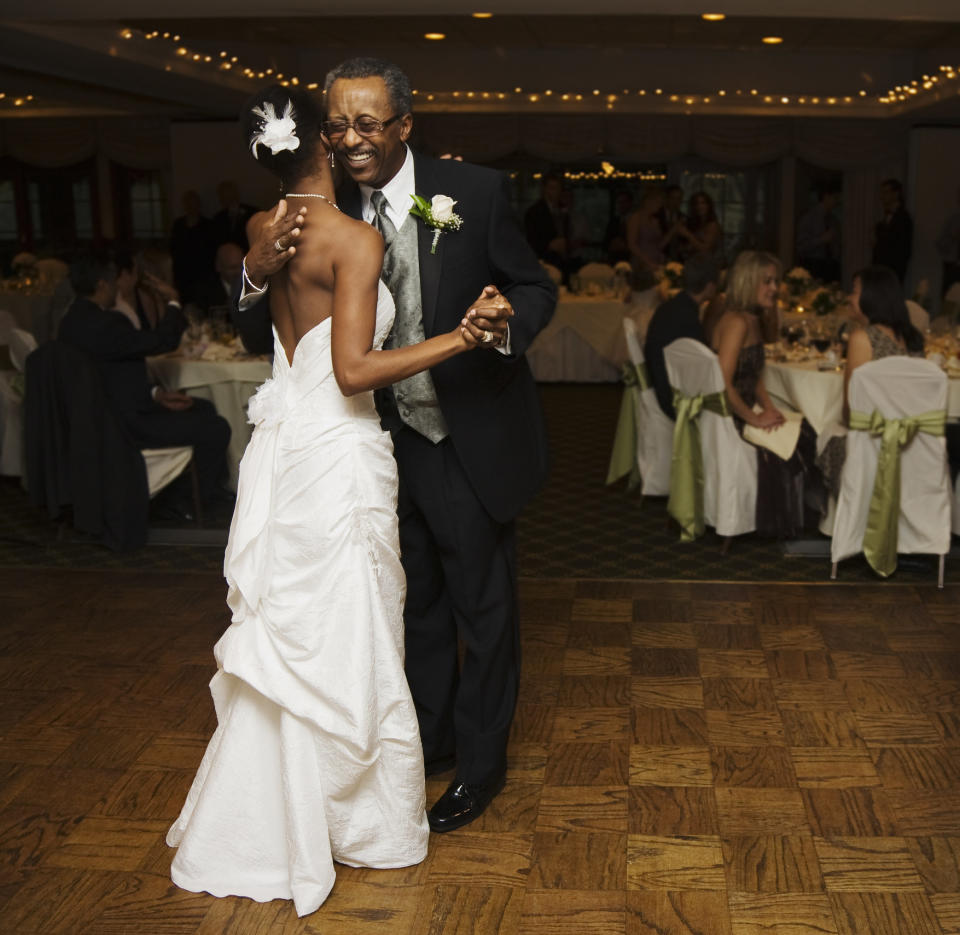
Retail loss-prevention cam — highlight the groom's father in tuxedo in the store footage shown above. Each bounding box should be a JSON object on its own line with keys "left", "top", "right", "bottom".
{"left": 239, "top": 58, "right": 556, "bottom": 832}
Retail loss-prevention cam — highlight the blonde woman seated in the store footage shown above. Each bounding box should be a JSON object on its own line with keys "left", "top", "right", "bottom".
{"left": 817, "top": 265, "right": 925, "bottom": 497}
{"left": 712, "top": 250, "right": 820, "bottom": 538}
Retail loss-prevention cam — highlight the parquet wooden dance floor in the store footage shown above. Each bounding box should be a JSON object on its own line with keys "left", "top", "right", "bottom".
{"left": 2, "top": 567, "right": 959, "bottom": 934}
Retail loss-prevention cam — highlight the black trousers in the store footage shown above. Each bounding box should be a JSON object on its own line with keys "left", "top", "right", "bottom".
{"left": 392, "top": 427, "right": 520, "bottom": 785}
{"left": 124, "top": 398, "right": 231, "bottom": 502}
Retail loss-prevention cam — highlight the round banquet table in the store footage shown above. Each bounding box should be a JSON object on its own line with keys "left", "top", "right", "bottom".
{"left": 527, "top": 287, "right": 660, "bottom": 382}
{"left": 765, "top": 359, "right": 960, "bottom": 436}
{"left": 148, "top": 355, "right": 272, "bottom": 491}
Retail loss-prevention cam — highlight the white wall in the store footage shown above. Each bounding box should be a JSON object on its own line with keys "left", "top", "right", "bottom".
{"left": 908, "top": 127, "right": 960, "bottom": 313}
{"left": 170, "top": 121, "right": 279, "bottom": 220}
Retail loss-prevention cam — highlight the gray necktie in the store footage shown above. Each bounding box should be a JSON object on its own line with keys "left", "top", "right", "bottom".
{"left": 370, "top": 190, "right": 448, "bottom": 443}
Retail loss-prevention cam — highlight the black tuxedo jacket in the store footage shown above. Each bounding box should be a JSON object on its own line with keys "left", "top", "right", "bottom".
{"left": 643, "top": 291, "right": 706, "bottom": 420}
{"left": 58, "top": 297, "right": 186, "bottom": 416}
{"left": 236, "top": 153, "right": 556, "bottom": 521}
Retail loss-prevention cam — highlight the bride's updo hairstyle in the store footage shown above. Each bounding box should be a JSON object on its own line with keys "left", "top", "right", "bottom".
{"left": 241, "top": 84, "right": 325, "bottom": 191}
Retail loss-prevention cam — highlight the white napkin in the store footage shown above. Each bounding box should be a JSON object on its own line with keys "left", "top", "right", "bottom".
{"left": 743, "top": 405, "right": 803, "bottom": 461}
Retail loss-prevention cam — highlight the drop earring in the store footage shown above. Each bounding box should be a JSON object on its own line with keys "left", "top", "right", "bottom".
{"left": 329, "top": 150, "right": 335, "bottom": 170}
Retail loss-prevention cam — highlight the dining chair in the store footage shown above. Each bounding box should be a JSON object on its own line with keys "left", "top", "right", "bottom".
{"left": 830, "top": 356, "right": 951, "bottom": 587}
{"left": 663, "top": 338, "right": 757, "bottom": 545}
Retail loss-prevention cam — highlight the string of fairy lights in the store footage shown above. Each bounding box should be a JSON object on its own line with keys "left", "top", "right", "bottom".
{"left": 6, "top": 23, "right": 960, "bottom": 116}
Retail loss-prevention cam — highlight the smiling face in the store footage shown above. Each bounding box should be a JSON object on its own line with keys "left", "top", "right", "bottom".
{"left": 326, "top": 76, "right": 412, "bottom": 190}
{"left": 755, "top": 264, "right": 779, "bottom": 310}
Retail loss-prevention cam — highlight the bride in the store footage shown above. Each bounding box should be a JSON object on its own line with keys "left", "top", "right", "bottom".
{"left": 166, "top": 86, "right": 482, "bottom": 916}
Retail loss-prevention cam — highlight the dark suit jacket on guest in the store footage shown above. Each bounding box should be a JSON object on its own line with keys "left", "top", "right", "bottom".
{"left": 643, "top": 291, "right": 706, "bottom": 420}
{"left": 872, "top": 205, "right": 913, "bottom": 282}
{"left": 58, "top": 297, "right": 186, "bottom": 418}
{"left": 236, "top": 153, "right": 556, "bottom": 523}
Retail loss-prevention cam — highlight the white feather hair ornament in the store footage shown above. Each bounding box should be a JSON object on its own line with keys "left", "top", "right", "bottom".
{"left": 250, "top": 100, "right": 300, "bottom": 158}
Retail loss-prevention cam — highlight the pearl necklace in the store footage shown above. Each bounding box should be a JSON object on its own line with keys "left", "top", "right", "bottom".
{"left": 285, "top": 192, "right": 340, "bottom": 211}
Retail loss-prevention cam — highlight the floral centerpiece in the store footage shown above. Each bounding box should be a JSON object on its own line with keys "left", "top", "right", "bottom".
{"left": 783, "top": 266, "right": 812, "bottom": 299}
{"left": 809, "top": 284, "right": 845, "bottom": 317}
{"left": 654, "top": 261, "right": 684, "bottom": 298}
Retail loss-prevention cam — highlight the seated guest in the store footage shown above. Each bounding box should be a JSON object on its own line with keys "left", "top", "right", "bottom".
{"left": 189, "top": 242, "right": 244, "bottom": 314}
{"left": 817, "top": 266, "right": 926, "bottom": 497}
{"left": 712, "top": 251, "right": 820, "bottom": 538}
{"left": 58, "top": 256, "right": 231, "bottom": 510}
{"left": 170, "top": 190, "right": 215, "bottom": 303}
{"left": 604, "top": 189, "right": 634, "bottom": 264}
{"left": 644, "top": 254, "right": 719, "bottom": 419}
{"left": 211, "top": 180, "right": 257, "bottom": 252}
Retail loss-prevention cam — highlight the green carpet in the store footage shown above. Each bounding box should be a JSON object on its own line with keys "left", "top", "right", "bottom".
{"left": 0, "top": 384, "right": 952, "bottom": 583}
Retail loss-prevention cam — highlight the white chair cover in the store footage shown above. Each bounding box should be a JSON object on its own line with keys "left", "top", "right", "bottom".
{"left": 905, "top": 300, "right": 929, "bottom": 333}
{"left": 0, "top": 309, "right": 16, "bottom": 346}
{"left": 576, "top": 262, "right": 615, "bottom": 288}
{"left": 142, "top": 446, "right": 194, "bottom": 498}
{"left": 8, "top": 329, "right": 37, "bottom": 373}
{"left": 831, "top": 356, "right": 951, "bottom": 569}
{"left": 623, "top": 318, "right": 673, "bottom": 496}
{"left": 664, "top": 338, "right": 757, "bottom": 537}
{"left": 0, "top": 372, "right": 23, "bottom": 476}
{"left": 952, "top": 472, "right": 960, "bottom": 537}
{"left": 539, "top": 261, "right": 562, "bottom": 285}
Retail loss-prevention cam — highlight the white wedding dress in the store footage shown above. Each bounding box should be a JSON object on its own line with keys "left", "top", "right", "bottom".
{"left": 167, "top": 282, "right": 429, "bottom": 917}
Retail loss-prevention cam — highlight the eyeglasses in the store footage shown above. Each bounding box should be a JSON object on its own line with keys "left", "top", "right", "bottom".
{"left": 322, "top": 115, "right": 401, "bottom": 139}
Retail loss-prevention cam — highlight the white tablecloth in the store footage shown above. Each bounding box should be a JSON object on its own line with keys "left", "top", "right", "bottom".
{"left": 527, "top": 287, "right": 660, "bottom": 382}
{"left": 765, "top": 360, "right": 960, "bottom": 437}
{"left": 148, "top": 355, "right": 272, "bottom": 491}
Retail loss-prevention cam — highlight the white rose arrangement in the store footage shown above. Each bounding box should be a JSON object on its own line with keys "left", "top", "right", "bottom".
{"left": 409, "top": 194, "right": 463, "bottom": 254}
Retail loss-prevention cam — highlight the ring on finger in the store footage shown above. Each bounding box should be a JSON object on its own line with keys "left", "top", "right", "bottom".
{"left": 481, "top": 330, "right": 495, "bottom": 345}
{"left": 274, "top": 239, "right": 284, "bottom": 253}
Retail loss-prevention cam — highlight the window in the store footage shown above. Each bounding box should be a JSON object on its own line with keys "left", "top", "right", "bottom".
{"left": 72, "top": 178, "right": 93, "bottom": 240}
{"left": 129, "top": 172, "right": 165, "bottom": 239}
{"left": 0, "top": 179, "right": 17, "bottom": 242}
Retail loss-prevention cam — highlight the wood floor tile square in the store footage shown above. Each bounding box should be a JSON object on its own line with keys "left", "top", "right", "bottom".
{"left": 626, "top": 835, "right": 725, "bottom": 890}
{"left": 772, "top": 679, "right": 848, "bottom": 709}
{"left": 190, "top": 894, "right": 317, "bottom": 934}
{"left": 757, "top": 623, "right": 825, "bottom": 651}
{"left": 521, "top": 647, "right": 566, "bottom": 676}
{"left": 632, "top": 649, "right": 700, "bottom": 678}
{"left": 626, "top": 891, "right": 732, "bottom": 935}
{"left": 842, "top": 678, "right": 924, "bottom": 713}
{"left": 131, "top": 734, "right": 208, "bottom": 772}
{"left": 829, "top": 892, "right": 943, "bottom": 935}
{"left": 507, "top": 743, "right": 549, "bottom": 783}
{"left": 0, "top": 806, "right": 79, "bottom": 872}
{"left": 631, "top": 709, "right": 709, "bottom": 745}
{"left": 510, "top": 704, "right": 556, "bottom": 744}
{"left": 801, "top": 788, "right": 899, "bottom": 836}
{"left": 931, "top": 893, "right": 960, "bottom": 934}
{"left": 523, "top": 622, "right": 570, "bottom": 649}
{"left": 0, "top": 725, "right": 77, "bottom": 767}
{"left": 567, "top": 621, "right": 632, "bottom": 649}
{"left": 830, "top": 653, "right": 907, "bottom": 679}
{"left": 721, "top": 834, "right": 823, "bottom": 894}
{"left": 919, "top": 681, "right": 960, "bottom": 712}
{"left": 517, "top": 675, "right": 562, "bottom": 707}
{"left": 536, "top": 786, "right": 629, "bottom": 833}
{"left": 907, "top": 837, "right": 960, "bottom": 893}
{"left": 42, "top": 817, "right": 168, "bottom": 871}
{"left": 934, "top": 712, "right": 960, "bottom": 744}
{"left": 412, "top": 884, "right": 522, "bottom": 935}
{"left": 727, "top": 893, "right": 839, "bottom": 934}
{"left": 52, "top": 729, "right": 154, "bottom": 771}
{"left": 698, "top": 652, "right": 769, "bottom": 681}
{"left": 782, "top": 711, "right": 865, "bottom": 747}
{"left": 630, "top": 678, "right": 704, "bottom": 709}
{"left": 871, "top": 747, "right": 960, "bottom": 789}
{"left": 814, "top": 836, "right": 925, "bottom": 892}
{"left": 552, "top": 708, "right": 631, "bottom": 743}
{"left": 10, "top": 766, "right": 124, "bottom": 817}
{"left": 633, "top": 600, "right": 690, "bottom": 624}
{"left": 466, "top": 781, "right": 542, "bottom": 833}
{"left": 562, "top": 647, "right": 631, "bottom": 677}
{"left": 900, "top": 652, "right": 960, "bottom": 680}
{"left": 688, "top": 601, "right": 758, "bottom": 625}
{"left": 714, "top": 789, "right": 809, "bottom": 834}
{"left": 518, "top": 891, "right": 626, "bottom": 935}
{"left": 692, "top": 625, "right": 762, "bottom": 650}
{"left": 630, "top": 746, "right": 713, "bottom": 787}
{"left": 572, "top": 598, "right": 635, "bottom": 624}
{"left": 704, "top": 711, "right": 786, "bottom": 746}
{"left": 765, "top": 651, "right": 837, "bottom": 680}
{"left": 544, "top": 742, "right": 629, "bottom": 786}
{"left": 883, "top": 626, "right": 954, "bottom": 654}
{"left": 529, "top": 831, "right": 627, "bottom": 890}
{"left": 94, "top": 769, "right": 194, "bottom": 821}
{"left": 557, "top": 676, "right": 630, "bottom": 707}
{"left": 854, "top": 713, "right": 942, "bottom": 745}
{"left": 888, "top": 791, "right": 960, "bottom": 835}
{"left": 702, "top": 679, "right": 777, "bottom": 712}
{"left": 820, "top": 625, "right": 891, "bottom": 654}
{"left": 631, "top": 623, "right": 697, "bottom": 649}
{"left": 710, "top": 746, "right": 797, "bottom": 788}
{"left": 791, "top": 748, "right": 881, "bottom": 788}
{"left": 628, "top": 787, "right": 718, "bottom": 835}
{"left": 427, "top": 833, "right": 533, "bottom": 888}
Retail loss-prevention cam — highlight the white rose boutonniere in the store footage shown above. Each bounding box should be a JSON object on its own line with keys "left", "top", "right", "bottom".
{"left": 409, "top": 194, "right": 463, "bottom": 254}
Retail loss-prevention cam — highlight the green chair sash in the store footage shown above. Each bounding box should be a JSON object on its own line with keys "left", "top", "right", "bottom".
{"left": 605, "top": 362, "right": 651, "bottom": 489}
{"left": 847, "top": 407, "right": 946, "bottom": 577}
{"left": 667, "top": 388, "right": 731, "bottom": 541}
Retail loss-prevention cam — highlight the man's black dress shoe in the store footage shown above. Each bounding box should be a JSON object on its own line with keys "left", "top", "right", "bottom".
{"left": 425, "top": 753, "right": 456, "bottom": 777}
{"left": 427, "top": 773, "right": 506, "bottom": 833}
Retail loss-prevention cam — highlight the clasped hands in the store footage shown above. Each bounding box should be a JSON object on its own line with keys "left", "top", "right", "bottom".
{"left": 460, "top": 286, "right": 513, "bottom": 350}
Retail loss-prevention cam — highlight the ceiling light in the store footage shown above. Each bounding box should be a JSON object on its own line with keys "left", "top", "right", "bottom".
{"left": 701, "top": 13, "right": 726, "bottom": 21}
{"left": 762, "top": 36, "right": 783, "bottom": 45}
{"left": 472, "top": 11, "right": 493, "bottom": 17}
{"left": 424, "top": 32, "right": 446, "bottom": 41}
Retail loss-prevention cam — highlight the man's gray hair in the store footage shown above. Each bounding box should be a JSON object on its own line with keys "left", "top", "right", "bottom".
{"left": 324, "top": 58, "right": 413, "bottom": 116}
